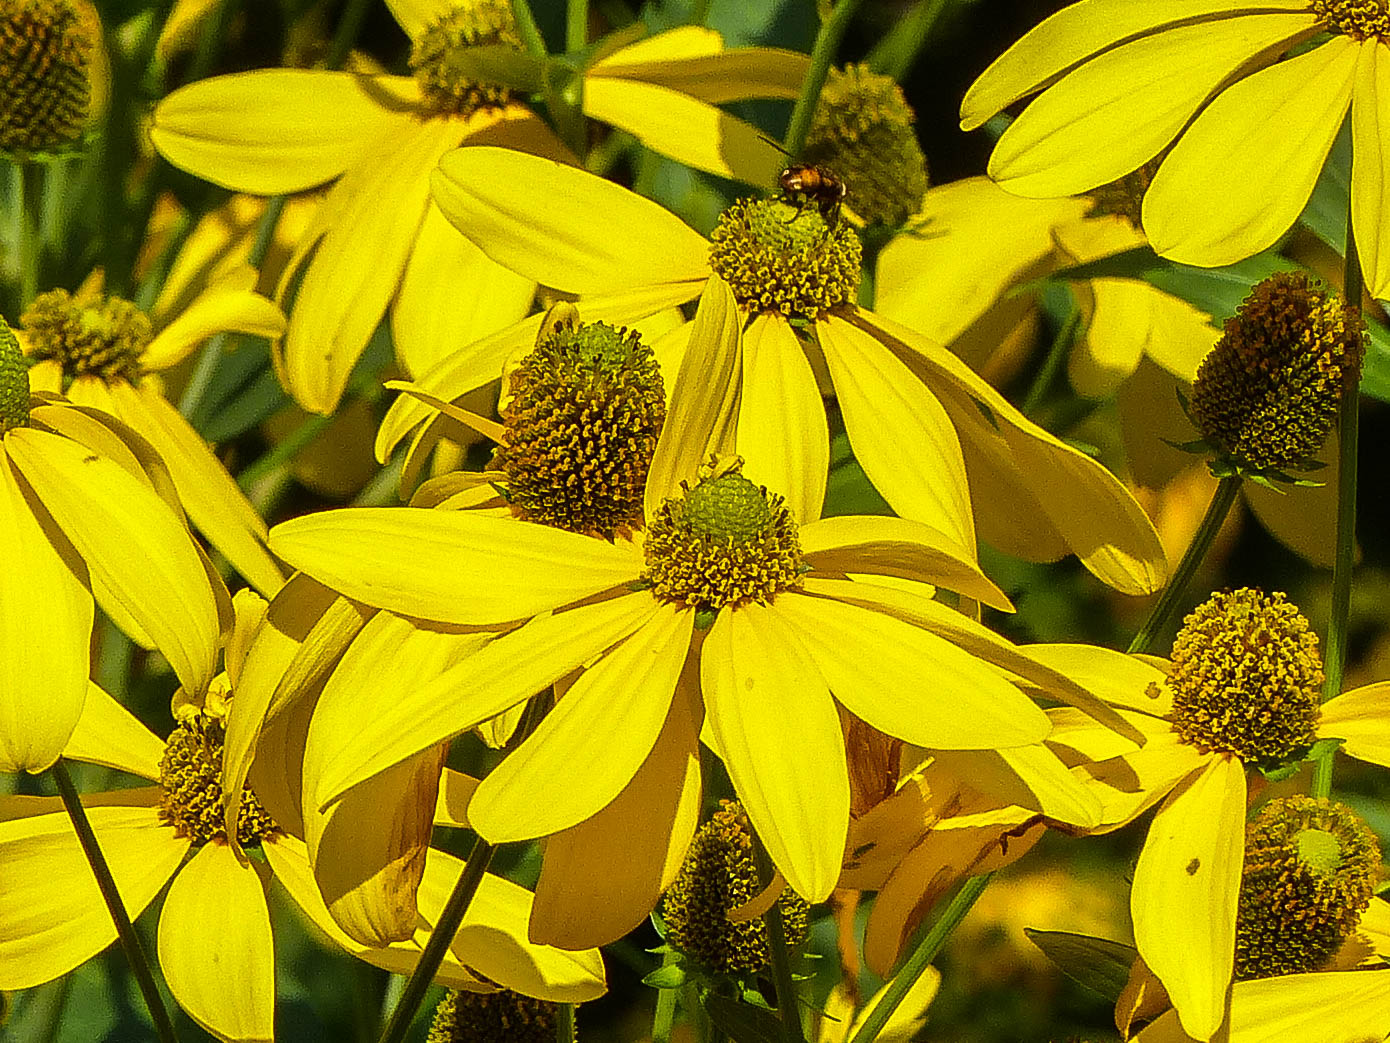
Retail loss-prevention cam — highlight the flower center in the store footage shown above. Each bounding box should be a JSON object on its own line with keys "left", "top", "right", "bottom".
{"left": 662, "top": 800, "right": 811, "bottom": 974}
{"left": 496, "top": 319, "right": 665, "bottom": 539}
{"left": 426, "top": 988, "right": 564, "bottom": 1043}
{"left": 1235, "top": 796, "right": 1381, "bottom": 980}
{"left": 21, "top": 288, "right": 150, "bottom": 382}
{"left": 0, "top": 318, "right": 31, "bottom": 434}
{"left": 1311, "top": 0, "right": 1390, "bottom": 39}
{"left": 410, "top": 1, "right": 522, "bottom": 119}
{"left": 1188, "top": 271, "right": 1364, "bottom": 474}
{"left": 801, "top": 63, "right": 928, "bottom": 229}
{"left": 1167, "top": 588, "right": 1322, "bottom": 765}
{"left": 1086, "top": 161, "right": 1158, "bottom": 228}
{"left": 0, "top": 0, "right": 92, "bottom": 155}
{"left": 708, "top": 197, "right": 862, "bottom": 321}
{"left": 642, "top": 464, "right": 805, "bottom": 617}
{"left": 158, "top": 706, "right": 277, "bottom": 847}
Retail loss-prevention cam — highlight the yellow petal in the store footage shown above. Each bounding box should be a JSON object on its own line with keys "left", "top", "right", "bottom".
{"left": 392, "top": 201, "right": 536, "bottom": 378}
{"left": 7, "top": 428, "right": 221, "bottom": 696}
{"left": 1073, "top": 276, "right": 1215, "bottom": 395}
{"left": 104, "top": 381, "right": 285, "bottom": 596}
{"left": 63, "top": 682, "right": 163, "bottom": 781}
{"left": 314, "top": 592, "right": 661, "bottom": 809}
{"left": 596, "top": 33, "right": 808, "bottom": 102}
{"left": 856, "top": 308, "right": 1168, "bottom": 594}
{"left": 158, "top": 843, "right": 274, "bottom": 1042}
{"left": 583, "top": 77, "right": 784, "bottom": 185}
{"left": 595, "top": 25, "right": 723, "bottom": 66}
{"left": 1132, "top": 754, "right": 1246, "bottom": 1042}
{"left": 988, "top": 743, "right": 1103, "bottom": 826}
{"left": 798, "top": 514, "right": 1011, "bottom": 611}
{"left": 151, "top": 71, "right": 424, "bottom": 193}
{"left": 874, "top": 178, "right": 1086, "bottom": 345}
{"left": 142, "top": 285, "right": 285, "bottom": 372}
{"left": 384, "top": 0, "right": 454, "bottom": 39}
{"left": 647, "top": 280, "right": 739, "bottom": 513}
{"left": 530, "top": 678, "right": 703, "bottom": 948}
{"left": 431, "top": 147, "right": 711, "bottom": 293}
{"left": 989, "top": 14, "right": 1320, "bottom": 196}
{"left": 419, "top": 853, "right": 609, "bottom": 1001}
{"left": 701, "top": 603, "right": 849, "bottom": 902}
{"left": 1144, "top": 37, "right": 1357, "bottom": 267}
{"left": 283, "top": 116, "right": 470, "bottom": 414}
{"left": 1025, "top": 643, "right": 1174, "bottom": 715}
{"left": 959, "top": 0, "right": 1310, "bottom": 130}
{"left": 735, "top": 312, "right": 827, "bottom": 523}
{"left": 0, "top": 452, "right": 92, "bottom": 773}
{"left": 1351, "top": 41, "right": 1390, "bottom": 300}
{"left": 470, "top": 604, "right": 691, "bottom": 841}
{"left": 1062, "top": 716, "right": 1205, "bottom": 829}
{"left": 0, "top": 796, "right": 185, "bottom": 989}
{"left": 270, "top": 508, "right": 642, "bottom": 624}
{"left": 842, "top": 970, "right": 941, "bottom": 1043}
{"left": 776, "top": 592, "right": 1049, "bottom": 748}
{"left": 1320, "top": 682, "right": 1390, "bottom": 767}
{"left": 818, "top": 313, "right": 976, "bottom": 555}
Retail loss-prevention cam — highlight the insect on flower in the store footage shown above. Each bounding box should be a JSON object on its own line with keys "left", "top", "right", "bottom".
{"left": 778, "top": 163, "right": 846, "bottom": 226}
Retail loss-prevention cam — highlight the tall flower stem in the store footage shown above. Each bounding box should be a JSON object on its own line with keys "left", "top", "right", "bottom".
{"left": 566, "top": 0, "right": 588, "bottom": 51}
{"left": 17, "top": 161, "right": 43, "bottom": 308}
{"left": 846, "top": 872, "right": 993, "bottom": 1043}
{"left": 752, "top": 834, "right": 804, "bottom": 1043}
{"left": 650, "top": 950, "right": 679, "bottom": 1043}
{"left": 375, "top": 835, "right": 497, "bottom": 1043}
{"left": 1127, "top": 474, "right": 1242, "bottom": 655}
{"left": 51, "top": 760, "right": 179, "bottom": 1043}
{"left": 1313, "top": 209, "right": 1363, "bottom": 800}
{"left": 557, "top": 1001, "right": 576, "bottom": 1042}
{"left": 783, "top": 0, "right": 865, "bottom": 157}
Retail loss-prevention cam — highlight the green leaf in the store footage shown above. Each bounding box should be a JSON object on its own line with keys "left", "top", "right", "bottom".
{"left": 1298, "top": 117, "right": 1351, "bottom": 255}
{"left": 1305, "top": 736, "right": 1346, "bottom": 762}
{"left": 1046, "top": 244, "right": 1165, "bottom": 284}
{"left": 702, "top": 992, "right": 786, "bottom": 1043}
{"left": 643, "top": 964, "right": 689, "bottom": 990}
{"left": 1024, "top": 929, "right": 1135, "bottom": 1002}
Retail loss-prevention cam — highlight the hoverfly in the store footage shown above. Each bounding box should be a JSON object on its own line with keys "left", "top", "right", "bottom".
{"left": 777, "top": 163, "right": 846, "bottom": 226}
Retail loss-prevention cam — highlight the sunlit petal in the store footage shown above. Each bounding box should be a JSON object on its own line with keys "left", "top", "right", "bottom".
{"left": 1351, "top": 41, "right": 1390, "bottom": 299}
{"left": 1320, "top": 682, "right": 1390, "bottom": 768}
{"left": 63, "top": 682, "right": 163, "bottom": 781}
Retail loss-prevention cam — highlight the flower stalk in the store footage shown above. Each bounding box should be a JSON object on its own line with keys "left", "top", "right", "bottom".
{"left": 783, "top": 0, "right": 866, "bottom": 157}
{"left": 752, "top": 832, "right": 805, "bottom": 1043}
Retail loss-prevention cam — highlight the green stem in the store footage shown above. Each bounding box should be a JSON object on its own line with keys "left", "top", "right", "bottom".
{"left": 511, "top": 0, "right": 548, "bottom": 58}
{"left": 376, "top": 836, "right": 497, "bottom": 1043}
{"left": 866, "top": 0, "right": 949, "bottom": 81}
{"left": 1022, "top": 310, "right": 1079, "bottom": 418}
{"left": 566, "top": 0, "right": 589, "bottom": 51}
{"left": 51, "top": 761, "right": 180, "bottom": 1043}
{"left": 846, "top": 872, "right": 993, "bottom": 1043}
{"left": 782, "top": 0, "right": 865, "bottom": 158}
{"left": 236, "top": 412, "right": 334, "bottom": 490}
{"left": 18, "top": 161, "right": 43, "bottom": 307}
{"left": 324, "top": 0, "right": 374, "bottom": 71}
{"left": 1313, "top": 207, "right": 1363, "bottom": 800}
{"left": 557, "top": 1002, "right": 576, "bottom": 1042}
{"left": 650, "top": 951, "right": 679, "bottom": 1043}
{"left": 1127, "top": 474, "right": 1242, "bottom": 655}
{"left": 690, "top": 0, "right": 713, "bottom": 25}
{"left": 751, "top": 836, "right": 804, "bottom": 1043}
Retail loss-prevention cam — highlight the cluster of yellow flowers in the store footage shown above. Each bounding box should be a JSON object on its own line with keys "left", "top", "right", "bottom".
{"left": 4, "top": 0, "right": 1390, "bottom": 1041}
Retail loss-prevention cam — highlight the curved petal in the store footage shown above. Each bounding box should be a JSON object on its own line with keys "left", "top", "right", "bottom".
{"left": 269, "top": 508, "right": 643, "bottom": 624}
{"left": 855, "top": 308, "right": 1168, "bottom": 594}
{"left": 105, "top": 382, "right": 285, "bottom": 596}
{"left": 142, "top": 286, "right": 285, "bottom": 372}
{"left": 775, "top": 592, "right": 1050, "bottom": 748}
{"left": 798, "top": 514, "right": 1011, "bottom": 611}
{"left": 431, "top": 146, "right": 711, "bottom": 293}
{"left": 1024, "top": 643, "right": 1174, "bottom": 715}
{"left": 1073, "top": 276, "right": 1217, "bottom": 395}
{"left": 959, "top": 0, "right": 1310, "bottom": 129}
{"left": 470, "top": 603, "right": 692, "bottom": 842}
{"left": 1132, "top": 754, "right": 1246, "bottom": 1042}
{"left": 159, "top": 843, "right": 274, "bottom": 1042}
{"left": 583, "top": 77, "right": 784, "bottom": 185}
{"left": 151, "top": 71, "right": 424, "bottom": 193}
{"left": 1144, "top": 37, "right": 1358, "bottom": 267}
{"left": 7, "top": 427, "right": 220, "bottom": 697}
{"left": 596, "top": 36, "right": 808, "bottom": 102}
{"left": 314, "top": 592, "right": 661, "bottom": 809}
{"left": 987, "top": 743, "right": 1103, "bottom": 827}
{"left": 283, "top": 115, "right": 471, "bottom": 414}
{"left": 0, "top": 452, "right": 92, "bottom": 773}
{"left": 0, "top": 798, "right": 186, "bottom": 989}
{"left": 701, "top": 603, "right": 849, "bottom": 902}
{"left": 1351, "top": 40, "right": 1390, "bottom": 300}
{"left": 419, "top": 854, "right": 609, "bottom": 1001}
{"left": 736, "top": 312, "right": 827, "bottom": 523}
{"left": 63, "top": 682, "right": 164, "bottom": 781}
{"left": 1321, "top": 682, "right": 1390, "bottom": 768}
{"left": 818, "top": 313, "right": 975, "bottom": 556}
{"left": 384, "top": 0, "right": 454, "bottom": 39}
{"left": 530, "top": 675, "right": 703, "bottom": 949}
{"left": 989, "top": 14, "right": 1320, "bottom": 196}
{"left": 392, "top": 200, "right": 536, "bottom": 378}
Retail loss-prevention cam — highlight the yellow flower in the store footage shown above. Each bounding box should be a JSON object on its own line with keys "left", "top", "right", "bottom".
{"left": 875, "top": 176, "right": 1218, "bottom": 398}
{"left": 1031, "top": 595, "right": 1390, "bottom": 1042}
{"left": 20, "top": 272, "right": 287, "bottom": 595}
{"left": 379, "top": 147, "right": 1168, "bottom": 595}
{"left": 0, "top": 319, "right": 223, "bottom": 774}
{"left": 0, "top": 600, "right": 604, "bottom": 1041}
{"left": 148, "top": 3, "right": 806, "bottom": 415}
{"left": 962, "top": 0, "right": 1390, "bottom": 295}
